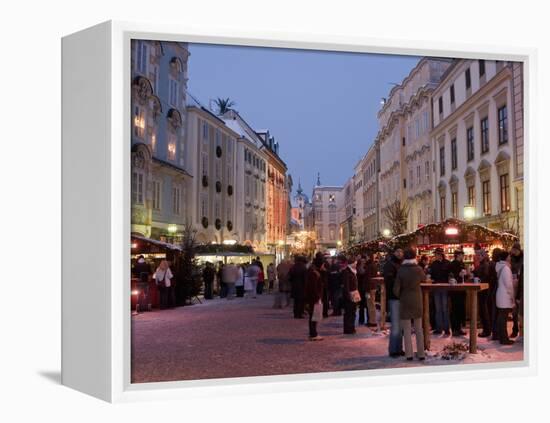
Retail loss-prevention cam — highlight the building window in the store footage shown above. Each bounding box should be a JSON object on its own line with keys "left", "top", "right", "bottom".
{"left": 479, "top": 59, "right": 485, "bottom": 77}
{"left": 498, "top": 105, "right": 508, "bottom": 144}
{"left": 150, "top": 133, "right": 157, "bottom": 152}
{"left": 133, "top": 106, "right": 145, "bottom": 138}
{"left": 451, "top": 192, "right": 458, "bottom": 217}
{"left": 468, "top": 185, "right": 475, "bottom": 206}
{"left": 167, "top": 134, "right": 177, "bottom": 161}
{"left": 201, "top": 153, "right": 209, "bottom": 177}
{"left": 439, "top": 146, "right": 445, "bottom": 176}
{"left": 438, "top": 97, "right": 443, "bottom": 115}
{"left": 451, "top": 138, "right": 457, "bottom": 170}
{"left": 329, "top": 194, "right": 335, "bottom": 203}
{"left": 169, "top": 78, "right": 179, "bottom": 107}
{"left": 172, "top": 185, "right": 181, "bottom": 215}
{"left": 465, "top": 68, "right": 471, "bottom": 90}
{"left": 480, "top": 117, "right": 489, "bottom": 154}
{"left": 467, "top": 126, "right": 474, "bottom": 161}
{"left": 131, "top": 171, "right": 144, "bottom": 204}
{"left": 417, "top": 165, "right": 421, "bottom": 186}
{"left": 200, "top": 193, "right": 208, "bottom": 218}
{"left": 440, "top": 196, "right": 446, "bottom": 220}
{"left": 482, "top": 180, "right": 491, "bottom": 215}
{"left": 151, "top": 66, "right": 160, "bottom": 94}
{"left": 403, "top": 178, "right": 407, "bottom": 189}
{"left": 136, "top": 41, "right": 148, "bottom": 75}
{"left": 500, "top": 173, "right": 510, "bottom": 212}
{"left": 202, "top": 121, "right": 208, "bottom": 140}
{"left": 152, "top": 180, "right": 161, "bottom": 210}
{"left": 450, "top": 84, "right": 455, "bottom": 104}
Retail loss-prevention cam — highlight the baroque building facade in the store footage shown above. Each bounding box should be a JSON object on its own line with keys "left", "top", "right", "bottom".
{"left": 431, "top": 59, "right": 524, "bottom": 237}
{"left": 130, "top": 40, "right": 191, "bottom": 242}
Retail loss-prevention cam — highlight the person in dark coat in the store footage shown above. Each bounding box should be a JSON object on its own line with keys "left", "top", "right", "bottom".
{"left": 340, "top": 254, "right": 359, "bottom": 334}
{"left": 489, "top": 248, "right": 502, "bottom": 340}
{"left": 356, "top": 256, "right": 369, "bottom": 325}
{"left": 133, "top": 255, "right": 152, "bottom": 311}
{"left": 305, "top": 255, "right": 325, "bottom": 340}
{"left": 328, "top": 259, "right": 343, "bottom": 316}
{"left": 474, "top": 249, "right": 492, "bottom": 337}
{"left": 449, "top": 250, "right": 468, "bottom": 336}
{"left": 317, "top": 253, "right": 330, "bottom": 318}
{"left": 384, "top": 248, "right": 404, "bottom": 356}
{"left": 510, "top": 242, "right": 523, "bottom": 338}
{"left": 429, "top": 247, "right": 451, "bottom": 335}
{"left": 288, "top": 255, "right": 308, "bottom": 318}
{"left": 202, "top": 262, "right": 215, "bottom": 300}
{"left": 393, "top": 248, "right": 426, "bottom": 361}
{"left": 365, "top": 255, "right": 379, "bottom": 327}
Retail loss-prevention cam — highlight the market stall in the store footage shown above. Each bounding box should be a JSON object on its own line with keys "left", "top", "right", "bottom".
{"left": 346, "top": 237, "right": 392, "bottom": 258}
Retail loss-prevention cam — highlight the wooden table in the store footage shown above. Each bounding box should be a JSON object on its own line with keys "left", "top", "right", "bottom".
{"left": 420, "top": 282, "right": 489, "bottom": 353}
{"left": 370, "top": 277, "right": 386, "bottom": 330}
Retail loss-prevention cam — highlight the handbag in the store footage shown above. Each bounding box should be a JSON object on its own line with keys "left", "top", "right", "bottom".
{"left": 156, "top": 270, "right": 166, "bottom": 288}
{"left": 349, "top": 290, "right": 361, "bottom": 303}
{"left": 312, "top": 301, "right": 323, "bottom": 322}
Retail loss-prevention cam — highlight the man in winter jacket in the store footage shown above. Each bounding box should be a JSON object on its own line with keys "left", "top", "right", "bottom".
{"left": 429, "top": 248, "right": 451, "bottom": 335}
{"left": 495, "top": 251, "right": 515, "bottom": 345}
{"left": 449, "top": 250, "right": 467, "bottom": 336}
{"left": 383, "top": 248, "right": 404, "bottom": 356}
{"left": 510, "top": 242, "right": 523, "bottom": 338}
{"left": 340, "top": 254, "right": 359, "bottom": 335}
{"left": 288, "top": 255, "right": 308, "bottom": 318}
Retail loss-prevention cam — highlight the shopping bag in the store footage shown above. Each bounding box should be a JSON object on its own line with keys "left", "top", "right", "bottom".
{"left": 312, "top": 301, "right": 323, "bottom": 322}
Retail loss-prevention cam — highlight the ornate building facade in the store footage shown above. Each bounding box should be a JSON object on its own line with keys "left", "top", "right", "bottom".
{"left": 131, "top": 40, "right": 191, "bottom": 242}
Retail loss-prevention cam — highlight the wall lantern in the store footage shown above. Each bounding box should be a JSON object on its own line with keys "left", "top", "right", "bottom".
{"left": 463, "top": 205, "right": 475, "bottom": 221}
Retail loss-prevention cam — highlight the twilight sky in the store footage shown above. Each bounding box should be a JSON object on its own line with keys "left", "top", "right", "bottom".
{"left": 188, "top": 43, "right": 420, "bottom": 197}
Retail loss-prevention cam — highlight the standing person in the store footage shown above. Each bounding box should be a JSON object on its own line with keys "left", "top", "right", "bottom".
{"left": 365, "top": 254, "right": 379, "bottom": 328}
{"left": 288, "top": 255, "right": 308, "bottom": 318}
{"left": 340, "top": 255, "right": 359, "bottom": 335}
{"left": 319, "top": 254, "right": 330, "bottom": 318}
{"left": 133, "top": 255, "right": 152, "bottom": 312}
{"left": 474, "top": 250, "right": 492, "bottom": 337}
{"left": 256, "top": 265, "right": 266, "bottom": 295}
{"left": 419, "top": 254, "right": 435, "bottom": 330}
{"left": 495, "top": 251, "right": 515, "bottom": 345}
{"left": 305, "top": 255, "right": 325, "bottom": 341}
{"left": 418, "top": 255, "right": 430, "bottom": 273}
{"left": 328, "top": 259, "right": 343, "bottom": 316}
{"left": 429, "top": 248, "right": 451, "bottom": 336}
{"left": 384, "top": 248, "right": 404, "bottom": 357}
{"left": 393, "top": 248, "right": 426, "bottom": 361}
{"left": 267, "top": 263, "right": 276, "bottom": 294}
{"left": 449, "top": 249, "right": 467, "bottom": 336}
{"left": 510, "top": 242, "right": 523, "bottom": 338}
{"left": 245, "top": 261, "right": 260, "bottom": 298}
{"left": 154, "top": 260, "right": 174, "bottom": 310}
{"left": 202, "top": 262, "right": 215, "bottom": 300}
{"left": 356, "top": 256, "right": 368, "bottom": 326}
{"left": 217, "top": 262, "right": 226, "bottom": 298}
{"left": 222, "top": 262, "right": 238, "bottom": 300}
{"left": 274, "top": 259, "right": 292, "bottom": 308}
{"left": 489, "top": 248, "right": 502, "bottom": 340}
{"left": 236, "top": 264, "right": 245, "bottom": 298}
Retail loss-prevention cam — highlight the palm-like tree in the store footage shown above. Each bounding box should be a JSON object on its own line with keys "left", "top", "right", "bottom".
{"left": 214, "top": 97, "right": 236, "bottom": 115}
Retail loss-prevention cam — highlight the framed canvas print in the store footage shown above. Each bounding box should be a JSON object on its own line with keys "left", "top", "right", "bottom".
{"left": 62, "top": 21, "right": 537, "bottom": 402}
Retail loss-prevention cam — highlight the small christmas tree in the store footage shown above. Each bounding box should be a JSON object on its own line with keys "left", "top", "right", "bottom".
{"left": 175, "top": 224, "right": 203, "bottom": 305}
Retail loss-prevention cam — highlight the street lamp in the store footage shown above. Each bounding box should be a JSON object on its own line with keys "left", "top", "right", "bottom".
{"left": 167, "top": 224, "right": 178, "bottom": 234}
{"left": 463, "top": 205, "right": 475, "bottom": 221}
{"left": 382, "top": 228, "right": 391, "bottom": 238}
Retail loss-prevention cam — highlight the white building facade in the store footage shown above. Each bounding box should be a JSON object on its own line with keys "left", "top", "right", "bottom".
{"left": 312, "top": 181, "right": 343, "bottom": 251}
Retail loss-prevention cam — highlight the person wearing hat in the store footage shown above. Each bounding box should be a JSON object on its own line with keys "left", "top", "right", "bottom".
{"left": 339, "top": 254, "right": 359, "bottom": 335}
{"left": 383, "top": 247, "right": 405, "bottom": 356}
{"left": 449, "top": 249, "right": 468, "bottom": 336}
{"left": 428, "top": 247, "right": 451, "bottom": 335}
{"left": 510, "top": 242, "right": 523, "bottom": 338}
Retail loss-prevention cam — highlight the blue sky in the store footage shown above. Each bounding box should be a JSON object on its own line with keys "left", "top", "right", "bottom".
{"left": 188, "top": 43, "right": 420, "bottom": 196}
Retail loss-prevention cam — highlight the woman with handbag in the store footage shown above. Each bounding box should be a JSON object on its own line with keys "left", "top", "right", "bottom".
{"left": 305, "top": 255, "right": 325, "bottom": 341}
{"left": 340, "top": 255, "right": 360, "bottom": 335}
{"left": 154, "top": 260, "right": 173, "bottom": 309}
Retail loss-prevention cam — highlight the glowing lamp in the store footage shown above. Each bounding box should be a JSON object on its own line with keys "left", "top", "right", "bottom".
{"left": 167, "top": 224, "right": 178, "bottom": 234}
{"left": 131, "top": 243, "right": 137, "bottom": 249}
{"left": 223, "top": 239, "right": 237, "bottom": 245}
{"left": 445, "top": 227, "right": 459, "bottom": 236}
{"left": 278, "top": 239, "right": 285, "bottom": 246}
{"left": 382, "top": 228, "right": 391, "bottom": 237}
{"left": 463, "top": 205, "right": 475, "bottom": 221}
{"left": 131, "top": 290, "right": 139, "bottom": 296}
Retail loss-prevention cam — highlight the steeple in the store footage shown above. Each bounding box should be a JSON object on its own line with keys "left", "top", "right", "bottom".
{"left": 316, "top": 172, "right": 321, "bottom": 187}
{"left": 296, "top": 179, "right": 303, "bottom": 195}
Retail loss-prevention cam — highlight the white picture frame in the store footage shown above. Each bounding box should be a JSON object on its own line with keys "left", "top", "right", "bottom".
{"left": 61, "top": 20, "right": 537, "bottom": 403}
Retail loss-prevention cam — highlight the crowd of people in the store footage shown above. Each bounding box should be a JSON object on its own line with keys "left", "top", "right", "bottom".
{"left": 134, "top": 240, "right": 524, "bottom": 361}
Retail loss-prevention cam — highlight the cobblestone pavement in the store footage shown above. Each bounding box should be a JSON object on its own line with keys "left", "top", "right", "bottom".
{"left": 131, "top": 294, "right": 523, "bottom": 383}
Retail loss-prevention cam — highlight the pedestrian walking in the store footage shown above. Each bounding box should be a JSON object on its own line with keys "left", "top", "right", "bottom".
{"left": 202, "top": 262, "right": 215, "bottom": 300}
{"left": 495, "top": 251, "right": 515, "bottom": 345}
{"left": 384, "top": 248, "right": 404, "bottom": 356}
{"left": 256, "top": 262, "right": 266, "bottom": 295}
{"left": 267, "top": 263, "right": 276, "bottom": 294}
{"left": 340, "top": 255, "right": 359, "bottom": 335}
{"left": 393, "top": 248, "right": 426, "bottom": 361}
{"left": 236, "top": 264, "right": 245, "bottom": 297}
{"left": 357, "top": 256, "right": 368, "bottom": 325}
{"left": 132, "top": 255, "right": 152, "bottom": 312}
{"left": 365, "top": 254, "right": 379, "bottom": 327}
{"left": 222, "top": 262, "right": 239, "bottom": 300}
{"left": 328, "top": 259, "right": 343, "bottom": 316}
{"left": 288, "top": 255, "right": 308, "bottom": 318}
{"left": 305, "top": 255, "right": 325, "bottom": 341}
{"left": 245, "top": 261, "right": 260, "bottom": 298}
{"left": 429, "top": 247, "right": 451, "bottom": 336}
{"left": 154, "top": 260, "right": 174, "bottom": 309}
{"left": 274, "top": 259, "right": 292, "bottom": 308}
